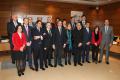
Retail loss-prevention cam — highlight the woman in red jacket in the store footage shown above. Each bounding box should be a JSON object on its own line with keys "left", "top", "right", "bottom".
{"left": 12, "top": 25, "right": 27, "bottom": 76}
{"left": 91, "top": 26, "right": 102, "bottom": 64}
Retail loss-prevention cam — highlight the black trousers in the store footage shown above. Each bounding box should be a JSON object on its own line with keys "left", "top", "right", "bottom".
{"left": 44, "top": 47, "right": 53, "bottom": 66}
{"left": 14, "top": 51, "right": 26, "bottom": 73}
{"left": 54, "top": 46, "right": 64, "bottom": 66}
{"left": 82, "top": 45, "right": 90, "bottom": 62}
{"left": 33, "top": 46, "right": 44, "bottom": 69}
{"left": 24, "top": 46, "right": 33, "bottom": 67}
{"left": 74, "top": 47, "right": 82, "bottom": 65}
{"left": 9, "top": 41, "right": 15, "bottom": 63}
{"left": 64, "top": 49, "right": 72, "bottom": 64}
{"left": 92, "top": 45, "right": 99, "bottom": 62}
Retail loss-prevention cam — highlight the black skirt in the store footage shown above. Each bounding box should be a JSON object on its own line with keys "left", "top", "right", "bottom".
{"left": 13, "top": 51, "right": 26, "bottom": 60}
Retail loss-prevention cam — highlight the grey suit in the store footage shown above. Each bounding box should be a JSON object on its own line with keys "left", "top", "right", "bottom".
{"left": 99, "top": 26, "right": 114, "bottom": 62}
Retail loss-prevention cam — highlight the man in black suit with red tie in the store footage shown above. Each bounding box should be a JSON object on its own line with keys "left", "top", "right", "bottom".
{"left": 7, "top": 15, "right": 21, "bottom": 64}
{"left": 53, "top": 20, "right": 67, "bottom": 67}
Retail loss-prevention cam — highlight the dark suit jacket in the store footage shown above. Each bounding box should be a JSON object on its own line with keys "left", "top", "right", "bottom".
{"left": 31, "top": 26, "right": 45, "bottom": 47}
{"left": 53, "top": 26, "right": 67, "bottom": 47}
{"left": 82, "top": 28, "right": 92, "bottom": 44}
{"left": 22, "top": 25, "right": 32, "bottom": 42}
{"left": 69, "top": 21, "right": 76, "bottom": 30}
{"left": 73, "top": 28, "right": 83, "bottom": 48}
{"left": 7, "top": 20, "right": 21, "bottom": 49}
{"left": 44, "top": 29, "right": 54, "bottom": 49}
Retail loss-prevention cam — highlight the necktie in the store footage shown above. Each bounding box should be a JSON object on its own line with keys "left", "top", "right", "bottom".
{"left": 105, "top": 26, "right": 108, "bottom": 33}
{"left": 59, "top": 27, "right": 61, "bottom": 35}
{"left": 26, "top": 26, "right": 29, "bottom": 36}
{"left": 48, "top": 30, "right": 52, "bottom": 36}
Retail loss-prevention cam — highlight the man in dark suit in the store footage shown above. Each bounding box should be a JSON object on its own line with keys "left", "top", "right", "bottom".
{"left": 82, "top": 22, "right": 92, "bottom": 63}
{"left": 73, "top": 23, "right": 83, "bottom": 66}
{"left": 22, "top": 18, "right": 34, "bottom": 70}
{"left": 53, "top": 20, "right": 67, "bottom": 67}
{"left": 69, "top": 17, "right": 76, "bottom": 30}
{"left": 28, "top": 17, "right": 36, "bottom": 29}
{"left": 79, "top": 15, "right": 87, "bottom": 28}
{"left": 7, "top": 15, "right": 21, "bottom": 64}
{"left": 44, "top": 22, "right": 54, "bottom": 68}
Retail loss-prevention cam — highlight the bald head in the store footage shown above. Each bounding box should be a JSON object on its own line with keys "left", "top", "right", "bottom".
{"left": 12, "top": 15, "right": 18, "bottom": 21}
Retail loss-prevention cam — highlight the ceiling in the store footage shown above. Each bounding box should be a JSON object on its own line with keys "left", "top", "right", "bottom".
{"left": 44, "top": 0, "right": 120, "bottom": 5}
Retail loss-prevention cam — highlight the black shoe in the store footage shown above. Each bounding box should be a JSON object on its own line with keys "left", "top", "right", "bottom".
{"left": 30, "top": 67, "right": 35, "bottom": 70}
{"left": 54, "top": 65, "right": 57, "bottom": 68}
{"left": 18, "top": 72, "right": 21, "bottom": 77}
{"left": 59, "top": 64, "right": 64, "bottom": 67}
{"left": 98, "top": 60, "right": 102, "bottom": 63}
{"left": 68, "top": 62, "right": 71, "bottom": 65}
{"left": 21, "top": 72, "right": 24, "bottom": 75}
{"left": 49, "top": 64, "right": 53, "bottom": 67}
{"left": 35, "top": 68, "right": 38, "bottom": 72}
{"left": 12, "top": 61, "right": 15, "bottom": 64}
{"left": 78, "top": 63, "right": 83, "bottom": 66}
{"left": 45, "top": 65, "right": 48, "bottom": 68}
{"left": 86, "top": 61, "right": 91, "bottom": 63}
{"left": 106, "top": 62, "right": 110, "bottom": 64}
{"left": 74, "top": 63, "right": 77, "bottom": 66}
{"left": 82, "top": 61, "right": 84, "bottom": 63}
{"left": 65, "top": 62, "right": 67, "bottom": 65}
{"left": 40, "top": 68, "right": 45, "bottom": 70}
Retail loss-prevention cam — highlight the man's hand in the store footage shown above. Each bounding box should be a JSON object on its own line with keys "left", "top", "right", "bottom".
{"left": 78, "top": 43, "right": 82, "bottom": 47}
{"left": 63, "top": 44, "right": 66, "bottom": 48}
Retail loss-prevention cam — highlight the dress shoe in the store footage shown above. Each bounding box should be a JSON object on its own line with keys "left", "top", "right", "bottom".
{"left": 78, "top": 63, "right": 83, "bottom": 66}
{"left": 30, "top": 67, "right": 35, "bottom": 70}
{"left": 86, "top": 61, "right": 91, "bottom": 63}
{"left": 45, "top": 65, "right": 48, "bottom": 68}
{"left": 35, "top": 68, "right": 38, "bottom": 72}
{"left": 18, "top": 72, "right": 21, "bottom": 77}
{"left": 21, "top": 72, "right": 24, "bottom": 75}
{"left": 59, "top": 64, "right": 64, "bottom": 67}
{"left": 74, "top": 63, "right": 77, "bottom": 66}
{"left": 106, "top": 62, "right": 110, "bottom": 64}
{"left": 12, "top": 61, "right": 15, "bottom": 64}
{"left": 49, "top": 64, "right": 53, "bottom": 67}
{"left": 40, "top": 68, "right": 45, "bottom": 70}
{"left": 54, "top": 64, "right": 57, "bottom": 68}
{"left": 68, "top": 62, "right": 71, "bottom": 65}
{"left": 98, "top": 60, "right": 102, "bottom": 63}
{"left": 82, "top": 61, "right": 84, "bottom": 63}
{"left": 65, "top": 62, "right": 67, "bottom": 65}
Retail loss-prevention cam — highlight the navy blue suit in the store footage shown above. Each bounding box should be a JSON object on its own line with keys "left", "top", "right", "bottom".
{"left": 82, "top": 28, "right": 92, "bottom": 62}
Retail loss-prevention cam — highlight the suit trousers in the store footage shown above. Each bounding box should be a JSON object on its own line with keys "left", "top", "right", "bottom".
{"left": 82, "top": 44, "right": 90, "bottom": 62}
{"left": 99, "top": 43, "right": 110, "bottom": 62}
{"left": 33, "top": 46, "right": 44, "bottom": 69}
{"left": 54, "top": 45, "right": 64, "bottom": 65}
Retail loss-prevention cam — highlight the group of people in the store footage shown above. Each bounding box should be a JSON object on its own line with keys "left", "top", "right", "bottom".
{"left": 7, "top": 14, "right": 114, "bottom": 76}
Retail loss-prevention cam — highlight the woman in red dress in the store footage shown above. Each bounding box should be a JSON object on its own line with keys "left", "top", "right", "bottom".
{"left": 12, "top": 25, "right": 27, "bottom": 76}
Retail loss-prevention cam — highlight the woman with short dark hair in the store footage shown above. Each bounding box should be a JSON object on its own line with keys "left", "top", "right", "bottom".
{"left": 92, "top": 26, "right": 102, "bottom": 64}
{"left": 12, "top": 25, "right": 27, "bottom": 76}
